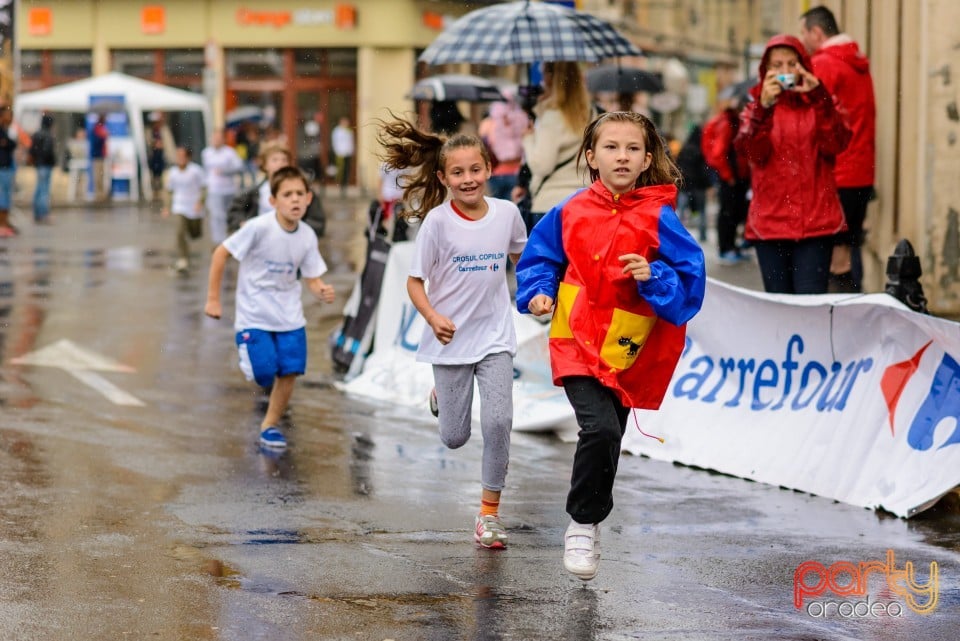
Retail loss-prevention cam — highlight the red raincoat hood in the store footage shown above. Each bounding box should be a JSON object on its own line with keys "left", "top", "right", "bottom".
{"left": 750, "top": 34, "right": 814, "bottom": 101}
{"left": 820, "top": 38, "right": 870, "bottom": 74}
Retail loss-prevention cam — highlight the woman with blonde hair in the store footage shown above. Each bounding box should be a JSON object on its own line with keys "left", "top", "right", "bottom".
{"left": 516, "top": 61, "right": 594, "bottom": 232}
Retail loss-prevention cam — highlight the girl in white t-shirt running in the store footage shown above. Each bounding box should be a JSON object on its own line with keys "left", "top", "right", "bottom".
{"left": 161, "top": 146, "right": 207, "bottom": 272}
{"left": 378, "top": 117, "right": 528, "bottom": 550}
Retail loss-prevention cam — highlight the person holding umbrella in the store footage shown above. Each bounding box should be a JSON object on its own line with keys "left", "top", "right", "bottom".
{"left": 515, "top": 61, "right": 594, "bottom": 233}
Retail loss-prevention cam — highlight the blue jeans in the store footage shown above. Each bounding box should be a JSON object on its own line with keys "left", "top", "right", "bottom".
{"left": 0, "top": 167, "right": 15, "bottom": 210}
{"left": 487, "top": 174, "right": 518, "bottom": 201}
{"left": 33, "top": 166, "right": 53, "bottom": 220}
{"left": 754, "top": 236, "right": 834, "bottom": 294}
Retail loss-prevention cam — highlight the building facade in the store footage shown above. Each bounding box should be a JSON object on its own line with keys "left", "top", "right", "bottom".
{"left": 14, "top": 0, "right": 479, "bottom": 189}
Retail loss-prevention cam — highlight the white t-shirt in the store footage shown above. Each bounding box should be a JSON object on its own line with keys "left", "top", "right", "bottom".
{"left": 331, "top": 125, "right": 355, "bottom": 158}
{"left": 409, "top": 197, "right": 527, "bottom": 364}
{"left": 166, "top": 162, "right": 206, "bottom": 218}
{"left": 258, "top": 180, "right": 273, "bottom": 215}
{"left": 223, "top": 212, "right": 327, "bottom": 332}
{"left": 201, "top": 144, "right": 243, "bottom": 195}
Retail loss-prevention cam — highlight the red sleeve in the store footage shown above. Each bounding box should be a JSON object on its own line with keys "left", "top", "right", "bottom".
{"left": 734, "top": 101, "right": 774, "bottom": 167}
{"left": 809, "top": 84, "right": 851, "bottom": 157}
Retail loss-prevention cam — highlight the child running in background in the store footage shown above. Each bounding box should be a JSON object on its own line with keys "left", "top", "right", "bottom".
{"left": 161, "top": 146, "right": 206, "bottom": 273}
{"left": 378, "top": 117, "right": 527, "bottom": 549}
{"left": 204, "top": 166, "right": 336, "bottom": 450}
{"left": 516, "top": 111, "right": 706, "bottom": 580}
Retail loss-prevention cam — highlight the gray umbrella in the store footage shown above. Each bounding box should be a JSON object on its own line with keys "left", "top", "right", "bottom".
{"left": 408, "top": 74, "right": 505, "bottom": 103}
{"left": 585, "top": 65, "right": 664, "bottom": 94}
{"left": 419, "top": 0, "right": 641, "bottom": 66}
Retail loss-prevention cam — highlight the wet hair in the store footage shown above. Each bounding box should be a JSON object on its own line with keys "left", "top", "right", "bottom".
{"left": 377, "top": 114, "right": 491, "bottom": 219}
{"left": 577, "top": 111, "right": 681, "bottom": 188}
{"left": 258, "top": 140, "right": 291, "bottom": 166}
{"left": 801, "top": 6, "right": 839, "bottom": 37}
{"left": 269, "top": 165, "right": 310, "bottom": 197}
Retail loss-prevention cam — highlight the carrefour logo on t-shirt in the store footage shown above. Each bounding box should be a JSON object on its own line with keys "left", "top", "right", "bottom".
{"left": 451, "top": 252, "right": 505, "bottom": 273}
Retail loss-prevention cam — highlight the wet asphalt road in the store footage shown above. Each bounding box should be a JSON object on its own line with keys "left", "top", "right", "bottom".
{"left": 0, "top": 196, "right": 958, "bottom": 641}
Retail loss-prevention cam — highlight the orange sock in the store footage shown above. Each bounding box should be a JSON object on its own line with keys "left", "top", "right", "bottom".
{"left": 480, "top": 495, "right": 500, "bottom": 517}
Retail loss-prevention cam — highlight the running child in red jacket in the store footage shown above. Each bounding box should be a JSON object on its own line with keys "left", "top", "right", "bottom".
{"left": 516, "top": 111, "right": 706, "bottom": 580}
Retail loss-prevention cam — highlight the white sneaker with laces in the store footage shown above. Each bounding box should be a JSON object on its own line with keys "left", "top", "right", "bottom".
{"left": 563, "top": 521, "right": 600, "bottom": 580}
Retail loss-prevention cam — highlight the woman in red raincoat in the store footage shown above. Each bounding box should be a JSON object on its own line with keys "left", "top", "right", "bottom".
{"left": 735, "top": 34, "right": 851, "bottom": 294}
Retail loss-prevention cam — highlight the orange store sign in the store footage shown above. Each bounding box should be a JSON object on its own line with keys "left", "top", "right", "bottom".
{"left": 28, "top": 8, "right": 53, "bottom": 36}
{"left": 236, "top": 5, "right": 356, "bottom": 29}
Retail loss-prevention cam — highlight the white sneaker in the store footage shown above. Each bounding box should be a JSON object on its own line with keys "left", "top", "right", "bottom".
{"left": 174, "top": 258, "right": 189, "bottom": 272}
{"left": 563, "top": 521, "right": 600, "bottom": 580}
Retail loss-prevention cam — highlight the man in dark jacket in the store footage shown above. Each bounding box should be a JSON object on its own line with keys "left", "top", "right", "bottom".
{"left": 29, "top": 113, "right": 57, "bottom": 224}
{"left": 801, "top": 5, "right": 876, "bottom": 292}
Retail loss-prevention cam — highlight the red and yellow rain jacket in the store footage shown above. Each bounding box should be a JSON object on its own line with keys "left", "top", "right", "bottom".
{"left": 516, "top": 181, "right": 706, "bottom": 409}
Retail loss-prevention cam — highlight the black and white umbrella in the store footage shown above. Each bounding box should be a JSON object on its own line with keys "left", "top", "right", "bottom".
{"left": 585, "top": 65, "right": 664, "bottom": 94}
{"left": 408, "top": 74, "right": 506, "bottom": 103}
{"left": 418, "top": 0, "right": 641, "bottom": 66}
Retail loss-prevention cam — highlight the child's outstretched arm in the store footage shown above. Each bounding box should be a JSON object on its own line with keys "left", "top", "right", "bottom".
{"left": 304, "top": 277, "right": 336, "bottom": 303}
{"left": 516, "top": 201, "right": 569, "bottom": 314}
{"left": 633, "top": 206, "right": 706, "bottom": 326}
{"left": 204, "top": 244, "right": 231, "bottom": 319}
{"left": 407, "top": 276, "right": 456, "bottom": 345}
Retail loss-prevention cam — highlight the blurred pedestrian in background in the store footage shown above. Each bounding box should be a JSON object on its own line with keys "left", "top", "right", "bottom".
{"left": 675, "top": 125, "right": 711, "bottom": 242}
{"left": 478, "top": 92, "right": 529, "bottom": 200}
{"left": 65, "top": 128, "right": 90, "bottom": 203}
{"left": 0, "top": 104, "right": 17, "bottom": 237}
{"left": 147, "top": 113, "right": 173, "bottom": 203}
{"left": 202, "top": 128, "right": 243, "bottom": 245}
{"left": 800, "top": 5, "right": 876, "bottom": 293}
{"left": 516, "top": 61, "right": 594, "bottom": 233}
{"left": 90, "top": 115, "right": 109, "bottom": 202}
{"left": 331, "top": 116, "right": 355, "bottom": 197}
{"left": 735, "top": 35, "right": 850, "bottom": 294}
{"left": 161, "top": 146, "right": 206, "bottom": 272}
{"left": 702, "top": 87, "right": 752, "bottom": 264}
{"left": 28, "top": 113, "right": 57, "bottom": 225}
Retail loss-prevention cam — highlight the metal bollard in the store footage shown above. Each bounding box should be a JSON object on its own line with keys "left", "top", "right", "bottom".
{"left": 884, "top": 239, "right": 929, "bottom": 314}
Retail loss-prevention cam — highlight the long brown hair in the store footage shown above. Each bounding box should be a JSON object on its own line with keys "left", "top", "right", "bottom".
{"left": 577, "top": 111, "right": 681, "bottom": 188}
{"left": 543, "top": 61, "right": 592, "bottom": 133}
{"left": 377, "top": 114, "right": 491, "bottom": 219}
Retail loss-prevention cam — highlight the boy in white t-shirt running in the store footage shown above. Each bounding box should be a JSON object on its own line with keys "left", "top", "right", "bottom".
{"left": 204, "top": 166, "right": 336, "bottom": 449}
{"left": 161, "top": 146, "right": 206, "bottom": 272}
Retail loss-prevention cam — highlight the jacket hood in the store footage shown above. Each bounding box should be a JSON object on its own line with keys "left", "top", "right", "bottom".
{"left": 819, "top": 36, "right": 870, "bottom": 74}
{"left": 751, "top": 35, "right": 813, "bottom": 99}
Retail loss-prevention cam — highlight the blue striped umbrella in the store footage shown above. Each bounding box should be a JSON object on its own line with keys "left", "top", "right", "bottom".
{"left": 419, "top": 0, "right": 641, "bottom": 66}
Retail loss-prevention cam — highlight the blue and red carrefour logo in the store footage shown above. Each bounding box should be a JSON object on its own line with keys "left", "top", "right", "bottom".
{"left": 880, "top": 341, "right": 960, "bottom": 451}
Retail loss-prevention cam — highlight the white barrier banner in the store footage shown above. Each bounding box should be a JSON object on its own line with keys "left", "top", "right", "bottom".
{"left": 339, "top": 242, "right": 960, "bottom": 517}
{"left": 337, "top": 242, "right": 577, "bottom": 434}
{"left": 624, "top": 280, "right": 960, "bottom": 518}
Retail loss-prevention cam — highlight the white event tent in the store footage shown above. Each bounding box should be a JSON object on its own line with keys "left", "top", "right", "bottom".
{"left": 15, "top": 72, "right": 211, "bottom": 200}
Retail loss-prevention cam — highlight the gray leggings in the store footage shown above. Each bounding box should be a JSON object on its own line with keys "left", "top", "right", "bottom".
{"left": 432, "top": 351, "right": 514, "bottom": 491}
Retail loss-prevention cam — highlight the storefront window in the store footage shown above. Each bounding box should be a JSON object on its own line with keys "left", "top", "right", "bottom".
{"left": 51, "top": 50, "right": 92, "bottom": 77}
{"left": 294, "top": 49, "right": 322, "bottom": 77}
{"left": 327, "top": 48, "right": 357, "bottom": 78}
{"left": 164, "top": 49, "right": 204, "bottom": 79}
{"left": 113, "top": 50, "right": 156, "bottom": 78}
{"left": 226, "top": 49, "right": 284, "bottom": 78}
{"left": 20, "top": 50, "right": 42, "bottom": 79}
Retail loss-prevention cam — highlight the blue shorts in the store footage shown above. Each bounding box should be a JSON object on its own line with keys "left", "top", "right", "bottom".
{"left": 0, "top": 167, "right": 15, "bottom": 210}
{"left": 236, "top": 327, "right": 307, "bottom": 388}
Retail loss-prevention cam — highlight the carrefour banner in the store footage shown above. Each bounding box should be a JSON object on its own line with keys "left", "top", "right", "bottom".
{"left": 339, "top": 242, "right": 960, "bottom": 518}
{"left": 624, "top": 280, "right": 960, "bottom": 518}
